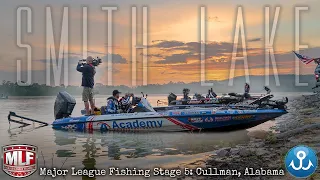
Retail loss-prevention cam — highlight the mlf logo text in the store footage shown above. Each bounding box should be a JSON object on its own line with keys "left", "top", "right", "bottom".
{"left": 2, "top": 144, "right": 37, "bottom": 178}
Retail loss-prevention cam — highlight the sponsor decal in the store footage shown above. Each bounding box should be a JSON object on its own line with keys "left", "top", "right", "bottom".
{"left": 182, "top": 111, "right": 201, "bottom": 115}
{"left": 110, "top": 114, "right": 124, "bottom": 117}
{"left": 204, "top": 117, "right": 214, "bottom": 122}
{"left": 112, "top": 120, "right": 163, "bottom": 129}
{"left": 204, "top": 99, "right": 219, "bottom": 104}
{"left": 61, "top": 124, "right": 77, "bottom": 130}
{"left": 188, "top": 117, "right": 203, "bottom": 123}
{"left": 243, "top": 110, "right": 258, "bottom": 113}
{"left": 69, "top": 119, "right": 80, "bottom": 122}
{"left": 285, "top": 145, "right": 318, "bottom": 178}
{"left": 2, "top": 144, "right": 37, "bottom": 178}
{"left": 159, "top": 112, "right": 169, "bottom": 116}
{"left": 188, "top": 100, "right": 202, "bottom": 104}
{"left": 225, "top": 110, "right": 236, "bottom": 114}
{"left": 237, "top": 110, "right": 244, "bottom": 114}
{"left": 97, "top": 122, "right": 111, "bottom": 131}
{"left": 215, "top": 116, "right": 232, "bottom": 122}
{"left": 233, "top": 115, "right": 255, "bottom": 120}
{"left": 171, "top": 111, "right": 181, "bottom": 116}
{"left": 200, "top": 111, "right": 211, "bottom": 114}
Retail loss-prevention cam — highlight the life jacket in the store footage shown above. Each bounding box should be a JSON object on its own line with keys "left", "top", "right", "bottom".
{"left": 119, "top": 96, "right": 131, "bottom": 111}
{"left": 106, "top": 96, "right": 120, "bottom": 114}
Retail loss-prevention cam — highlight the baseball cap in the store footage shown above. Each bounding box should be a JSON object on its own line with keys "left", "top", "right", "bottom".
{"left": 113, "top": 90, "right": 121, "bottom": 96}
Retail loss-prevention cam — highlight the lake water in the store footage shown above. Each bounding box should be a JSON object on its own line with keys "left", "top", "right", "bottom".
{"left": 0, "top": 93, "right": 303, "bottom": 180}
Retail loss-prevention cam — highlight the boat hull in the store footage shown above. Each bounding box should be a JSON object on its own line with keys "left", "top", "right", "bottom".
{"left": 52, "top": 109, "right": 287, "bottom": 132}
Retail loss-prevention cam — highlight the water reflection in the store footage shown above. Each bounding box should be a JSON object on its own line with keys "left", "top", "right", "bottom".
{"left": 53, "top": 130, "right": 250, "bottom": 161}
{"left": 81, "top": 137, "right": 98, "bottom": 180}
{"left": 51, "top": 130, "right": 250, "bottom": 179}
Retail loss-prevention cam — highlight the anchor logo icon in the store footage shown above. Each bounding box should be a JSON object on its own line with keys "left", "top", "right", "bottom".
{"left": 289, "top": 151, "right": 314, "bottom": 170}
{"left": 285, "top": 145, "right": 318, "bottom": 178}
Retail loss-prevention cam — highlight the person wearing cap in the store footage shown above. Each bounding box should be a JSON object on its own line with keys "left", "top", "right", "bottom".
{"left": 106, "top": 90, "right": 123, "bottom": 114}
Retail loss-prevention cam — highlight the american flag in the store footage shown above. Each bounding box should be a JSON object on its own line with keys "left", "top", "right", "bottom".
{"left": 293, "top": 51, "right": 314, "bottom": 64}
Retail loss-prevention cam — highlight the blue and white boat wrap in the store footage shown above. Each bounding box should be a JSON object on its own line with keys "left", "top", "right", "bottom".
{"left": 52, "top": 108, "right": 287, "bottom": 132}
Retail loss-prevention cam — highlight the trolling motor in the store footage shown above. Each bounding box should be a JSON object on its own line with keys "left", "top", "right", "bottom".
{"left": 206, "top": 88, "right": 217, "bottom": 98}
{"left": 264, "top": 86, "right": 271, "bottom": 94}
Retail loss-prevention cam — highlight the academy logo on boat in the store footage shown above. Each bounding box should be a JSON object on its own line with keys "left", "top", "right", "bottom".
{"left": 112, "top": 120, "right": 163, "bottom": 129}
{"left": 2, "top": 144, "right": 38, "bottom": 178}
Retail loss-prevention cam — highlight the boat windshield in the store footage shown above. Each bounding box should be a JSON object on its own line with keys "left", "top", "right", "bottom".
{"left": 132, "top": 98, "right": 156, "bottom": 112}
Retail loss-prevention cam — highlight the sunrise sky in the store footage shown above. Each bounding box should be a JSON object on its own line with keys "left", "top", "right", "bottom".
{"left": 0, "top": 0, "right": 320, "bottom": 86}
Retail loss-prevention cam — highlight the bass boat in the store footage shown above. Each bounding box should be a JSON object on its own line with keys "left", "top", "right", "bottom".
{"left": 8, "top": 91, "right": 288, "bottom": 132}
{"left": 50, "top": 92, "right": 287, "bottom": 132}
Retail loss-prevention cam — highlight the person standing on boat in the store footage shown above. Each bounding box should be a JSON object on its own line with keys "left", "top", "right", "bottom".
{"left": 244, "top": 83, "right": 250, "bottom": 93}
{"left": 77, "top": 56, "right": 96, "bottom": 115}
{"left": 244, "top": 83, "right": 251, "bottom": 99}
{"left": 106, "top": 90, "right": 123, "bottom": 114}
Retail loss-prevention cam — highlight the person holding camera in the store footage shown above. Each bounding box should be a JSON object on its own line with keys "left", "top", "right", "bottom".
{"left": 77, "top": 56, "right": 96, "bottom": 115}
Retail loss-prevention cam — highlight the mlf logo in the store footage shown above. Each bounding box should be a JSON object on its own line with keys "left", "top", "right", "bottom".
{"left": 2, "top": 144, "right": 37, "bottom": 178}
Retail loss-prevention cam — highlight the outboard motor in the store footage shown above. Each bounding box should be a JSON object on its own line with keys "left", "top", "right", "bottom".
{"left": 54, "top": 91, "right": 76, "bottom": 119}
{"left": 168, "top": 93, "right": 177, "bottom": 104}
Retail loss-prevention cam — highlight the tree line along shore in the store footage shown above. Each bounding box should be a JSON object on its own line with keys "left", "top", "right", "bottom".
{"left": 0, "top": 74, "right": 317, "bottom": 96}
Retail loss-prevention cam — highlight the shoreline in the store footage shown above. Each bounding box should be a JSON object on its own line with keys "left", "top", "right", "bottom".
{"left": 181, "top": 93, "right": 320, "bottom": 180}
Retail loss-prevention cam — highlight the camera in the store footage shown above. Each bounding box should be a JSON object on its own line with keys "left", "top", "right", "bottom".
{"left": 79, "top": 57, "right": 102, "bottom": 66}
{"left": 92, "top": 57, "right": 102, "bottom": 66}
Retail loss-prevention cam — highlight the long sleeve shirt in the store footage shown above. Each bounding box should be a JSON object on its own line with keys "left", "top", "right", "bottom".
{"left": 76, "top": 63, "right": 96, "bottom": 88}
